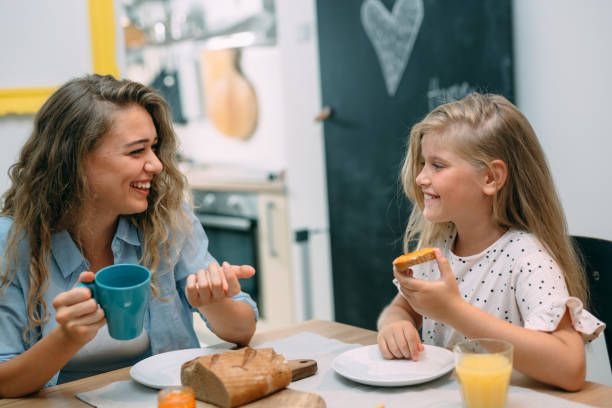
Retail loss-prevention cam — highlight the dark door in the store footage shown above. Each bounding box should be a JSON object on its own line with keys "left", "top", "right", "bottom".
{"left": 316, "top": 0, "right": 513, "bottom": 329}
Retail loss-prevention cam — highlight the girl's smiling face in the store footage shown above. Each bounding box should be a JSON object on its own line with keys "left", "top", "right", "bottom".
{"left": 415, "top": 132, "right": 491, "bottom": 227}
{"left": 82, "top": 104, "right": 163, "bottom": 220}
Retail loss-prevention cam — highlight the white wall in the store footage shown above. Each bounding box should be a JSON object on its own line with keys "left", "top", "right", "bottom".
{"left": 513, "top": 0, "right": 612, "bottom": 242}
{"left": 0, "top": 1, "right": 91, "bottom": 89}
{"left": 0, "top": 116, "right": 33, "bottom": 192}
{"left": 0, "top": 0, "right": 117, "bottom": 193}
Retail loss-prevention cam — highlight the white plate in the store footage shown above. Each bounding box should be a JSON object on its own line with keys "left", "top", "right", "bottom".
{"left": 332, "top": 344, "right": 454, "bottom": 386}
{"left": 130, "top": 347, "right": 218, "bottom": 389}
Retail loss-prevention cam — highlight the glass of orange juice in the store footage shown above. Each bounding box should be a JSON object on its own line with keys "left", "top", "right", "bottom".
{"left": 453, "top": 338, "right": 513, "bottom": 408}
{"left": 157, "top": 385, "right": 196, "bottom": 408}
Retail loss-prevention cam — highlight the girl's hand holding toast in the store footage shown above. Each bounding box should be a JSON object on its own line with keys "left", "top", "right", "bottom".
{"left": 394, "top": 249, "right": 464, "bottom": 323}
{"left": 186, "top": 262, "right": 255, "bottom": 308}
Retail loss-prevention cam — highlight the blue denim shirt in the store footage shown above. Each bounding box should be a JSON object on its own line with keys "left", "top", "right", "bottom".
{"left": 0, "top": 209, "right": 258, "bottom": 387}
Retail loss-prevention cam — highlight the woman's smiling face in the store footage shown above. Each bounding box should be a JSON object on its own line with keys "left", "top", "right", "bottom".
{"left": 82, "top": 104, "right": 163, "bottom": 219}
{"left": 415, "top": 132, "right": 489, "bottom": 226}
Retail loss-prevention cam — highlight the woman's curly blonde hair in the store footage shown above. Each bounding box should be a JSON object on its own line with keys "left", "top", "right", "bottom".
{"left": 0, "top": 74, "right": 191, "bottom": 343}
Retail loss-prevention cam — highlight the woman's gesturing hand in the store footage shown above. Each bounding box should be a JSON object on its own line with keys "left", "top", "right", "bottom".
{"left": 185, "top": 262, "right": 255, "bottom": 308}
{"left": 52, "top": 271, "right": 106, "bottom": 346}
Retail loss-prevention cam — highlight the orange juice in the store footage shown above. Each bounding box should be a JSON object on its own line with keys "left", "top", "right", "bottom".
{"left": 455, "top": 354, "right": 512, "bottom": 408}
{"left": 158, "top": 385, "right": 196, "bottom": 408}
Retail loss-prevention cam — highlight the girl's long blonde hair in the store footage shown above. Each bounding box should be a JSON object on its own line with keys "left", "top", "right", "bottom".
{"left": 0, "top": 74, "right": 190, "bottom": 343}
{"left": 401, "top": 93, "right": 588, "bottom": 305}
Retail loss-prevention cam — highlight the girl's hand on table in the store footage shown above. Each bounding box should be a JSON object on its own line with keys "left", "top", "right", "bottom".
{"left": 378, "top": 320, "right": 424, "bottom": 360}
{"left": 52, "top": 271, "right": 106, "bottom": 346}
{"left": 393, "top": 249, "right": 464, "bottom": 323}
{"left": 186, "top": 262, "right": 255, "bottom": 308}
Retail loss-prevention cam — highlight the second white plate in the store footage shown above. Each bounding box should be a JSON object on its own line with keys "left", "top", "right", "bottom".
{"left": 332, "top": 344, "right": 454, "bottom": 387}
{"left": 130, "top": 347, "right": 218, "bottom": 389}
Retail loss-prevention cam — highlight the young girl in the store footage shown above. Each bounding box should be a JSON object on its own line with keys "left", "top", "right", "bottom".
{"left": 377, "top": 93, "right": 604, "bottom": 391}
{"left": 0, "top": 75, "right": 258, "bottom": 397}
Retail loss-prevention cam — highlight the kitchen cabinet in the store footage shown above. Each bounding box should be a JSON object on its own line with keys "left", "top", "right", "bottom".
{"left": 184, "top": 167, "right": 295, "bottom": 343}
{"left": 256, "top": 192, "right": 295, "bottom": 331}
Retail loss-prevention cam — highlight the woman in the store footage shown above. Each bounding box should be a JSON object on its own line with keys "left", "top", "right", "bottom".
{"left": 0, "top": 74, "right": 258, "bottom": 397}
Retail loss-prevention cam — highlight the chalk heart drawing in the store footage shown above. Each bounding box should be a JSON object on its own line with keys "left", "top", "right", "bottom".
{"left": 361, "top": 0, "right": 424, "bottom": 96}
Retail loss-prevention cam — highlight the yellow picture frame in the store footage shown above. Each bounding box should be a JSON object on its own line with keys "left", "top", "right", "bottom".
{"left": 0, "top": 0, "right": 119, "bottom": 115}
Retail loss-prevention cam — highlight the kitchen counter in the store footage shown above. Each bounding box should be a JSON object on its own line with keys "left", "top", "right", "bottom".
{"left": 181, "top": 163, "right": 285, "bottom": 193}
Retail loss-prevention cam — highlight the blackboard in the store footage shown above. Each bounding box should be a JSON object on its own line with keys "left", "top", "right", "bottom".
{"left": 316, "top": 0, "right": 513, "bottom": 330}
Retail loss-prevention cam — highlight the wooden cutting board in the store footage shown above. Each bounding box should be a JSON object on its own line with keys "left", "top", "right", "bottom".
{"left": 201, "top": 48, "right": 258, "bottom": 140}
{"left": 194, "top": 389, "right": 325, "bottom": 408}
{"left": 194, "top": 359, "right": 325, "bottom": 407}
{"left": 243, "top": 388, "right": 326, "bottom": 407}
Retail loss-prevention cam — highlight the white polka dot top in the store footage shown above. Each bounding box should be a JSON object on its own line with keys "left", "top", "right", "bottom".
{"left": 410, "top": 228, "right": 605, "bottom": 348}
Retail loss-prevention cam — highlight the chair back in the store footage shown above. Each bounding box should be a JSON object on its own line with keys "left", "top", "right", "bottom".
{"left": 573, "top": 235, "right": 612, "bottom": 369}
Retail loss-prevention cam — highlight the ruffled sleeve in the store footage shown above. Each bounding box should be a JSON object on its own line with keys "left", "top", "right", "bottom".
{"left": 512, "top": 234, "right": 605, "bottom": 343}
{"left": 524, "top": 297, "right": 605, "bottom": 343}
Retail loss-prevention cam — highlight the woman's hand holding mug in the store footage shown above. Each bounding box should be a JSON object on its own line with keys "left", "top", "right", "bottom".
{"left": 52, "top": 271, "right": 106, "bottom": 346}
{"left": 75, "top": 264, "right": 151, "bottom": 340}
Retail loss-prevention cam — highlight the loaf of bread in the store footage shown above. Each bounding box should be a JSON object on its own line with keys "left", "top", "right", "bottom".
{"left": 392, "top": 247, "right": 436, "bottom": 272}
{"left": 180, "top": 347, "right": 292, "bottom": 408}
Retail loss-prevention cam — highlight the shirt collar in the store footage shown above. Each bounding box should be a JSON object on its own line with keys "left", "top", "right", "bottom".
{"left": 50, "top": 217, "right": 142, "bottom": 278}
{"left": 50, "top": 230, "right": 85, "bottom": 279}
{"left": 114, "top": 216, "right": 142, "bottom": 246}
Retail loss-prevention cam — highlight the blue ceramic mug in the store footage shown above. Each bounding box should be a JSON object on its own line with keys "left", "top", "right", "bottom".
{"left": 77, "top": 264, "right": 151, "bottom": 340}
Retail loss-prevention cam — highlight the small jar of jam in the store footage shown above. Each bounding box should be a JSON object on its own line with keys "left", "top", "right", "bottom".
{"left": 157, "top": 385, "right": 196, "bottom": 408}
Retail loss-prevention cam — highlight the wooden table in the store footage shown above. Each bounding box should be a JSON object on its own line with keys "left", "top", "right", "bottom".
{"left": 1, "top": 319, "right": 610, "bottom": 407}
